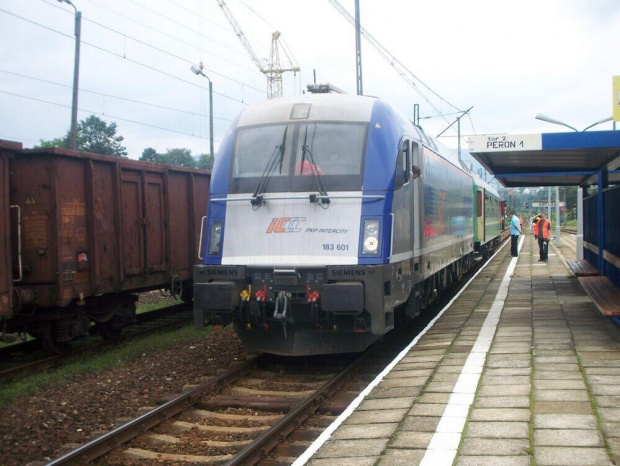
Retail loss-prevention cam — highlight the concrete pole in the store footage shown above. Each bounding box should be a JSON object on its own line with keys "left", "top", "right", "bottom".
{"left": 555, "top": 186, "right": 561, "bottom": 246}
{"left": 576, "top": 187, "right": 583, "bottom": 260}
{"left": 69, "top": 9, "right": 81, "bottom": 150}
{"left": 354, "top": 0, "right": 363, "bottom": 96}
{"left": 208, "top": 79, "right": 214, "bottom": 159}
{"left": 547, "top": 186, "right": 551, "bottom": 219}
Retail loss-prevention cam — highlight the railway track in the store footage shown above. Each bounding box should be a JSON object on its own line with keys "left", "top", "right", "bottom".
{"left": 44, "top": 237, "right": 511, "bottom": 466}
{"left": 47, "top": 326, "right": 422, "bottom": 466}
{"left": 0, "top": 303, "right": 193, "bottom": 381}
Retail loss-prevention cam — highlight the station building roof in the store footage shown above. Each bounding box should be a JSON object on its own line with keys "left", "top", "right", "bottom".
{"left": 467, "top": 130, "right": 620, "bottom": 187}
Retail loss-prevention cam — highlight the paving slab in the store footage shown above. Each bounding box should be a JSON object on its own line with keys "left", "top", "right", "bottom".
{"left": 534, "top": 429, "right": 604, "bottom": 447}
{"left": 357, "top": 397, "right": 415, "bottom": 411}
{"left": 400, "top": 416, "right": 441, "bottom": 432}
{"left": 313, "top": 439, "right": 390, "bottom": 459}
{"left": 390, "top": 431, "right": 433, "bottom": 449}
{"left": 345, "top": 409, "right": 408, "bottom": 425}
{"left": 534, "top": 447, "right": 612, "bottom": 466}
{"left": 597, "top": 408, "right": 620, "bottom": 422}
{"left": 304, "top": 238, "right": 618, "bottom": 466}
{"left": 377, "top": 449, "right": 425, "bottom": 465}
{"left": 533, "top": 413, "right": 598, "bottom": 429}
{"left": 460, "top": 438, "right": 530, "bottom": 456}
{"left": 470, "top": 408, "right": 530, "bottom": 422}
{"left": 309, "top": 457, "right": 378, "bottom": 466}
{"left": 466, "top": 421, "right": 529, "bottom": 439}
{"left": 366, "top": 386, "right": 422, "bottom": 399}
{"left": 478, "top": 384, "right": 530, "bottom": 396}
{"left": 475, "top": 396, "right": 530, "bottom": 409}
{"left": 332, "top": 423, "right": 398, "bottom": 440}
{"left": 457, "top": 456, "right": 531, "bottom": 466}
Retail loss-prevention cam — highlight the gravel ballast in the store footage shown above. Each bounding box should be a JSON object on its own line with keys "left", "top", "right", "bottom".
{"left": 0, "top": 327, "right": 247, "bottom": 466}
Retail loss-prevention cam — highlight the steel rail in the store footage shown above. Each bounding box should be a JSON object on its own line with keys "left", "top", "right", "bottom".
{"left": 226, "top": 345, "right": 386, "bottom": 465}
{"left": 46, "top": 355, "right": 262, "bottom": 465}
{"left": 230, "top": 228, "right": 515, "bottom": 465}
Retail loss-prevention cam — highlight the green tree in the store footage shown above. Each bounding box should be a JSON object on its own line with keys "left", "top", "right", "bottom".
{"left": 196, "top": 153, "right": 214, "bottom": 170}
{"left": 36, "top": 115, "right": 127, "bottom": 157}
{"left": 139, "top": 147, "right": 199, "bottom": 167}
{"left": 140, "top": 147, "right": 159, "bottom": 163}
{"left": 162, "top": 148, "right": 196, "bottom": 167}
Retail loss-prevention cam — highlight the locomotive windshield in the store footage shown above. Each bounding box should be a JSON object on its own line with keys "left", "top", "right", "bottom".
{"left": 229, "top": 122, "right": 367, "bottom": 194}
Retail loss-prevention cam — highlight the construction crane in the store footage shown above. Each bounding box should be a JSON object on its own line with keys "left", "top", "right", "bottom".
{"left": 216, "top": 0, "right": 300, "bottom": 99}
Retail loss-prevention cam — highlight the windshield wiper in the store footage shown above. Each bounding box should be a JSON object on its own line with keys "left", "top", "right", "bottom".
{"left": 251, "top": 128, "right": 287, "bottom": 207}
{"left": 301, "top": 125, "right": 330, "bottom": 205}
{"left": 302, "top": 145, "right": 330, "bottom": 205}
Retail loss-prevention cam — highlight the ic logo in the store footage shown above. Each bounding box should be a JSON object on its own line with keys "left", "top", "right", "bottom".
{"left": 266, "top": 217, "right": 306, "bottom": 233}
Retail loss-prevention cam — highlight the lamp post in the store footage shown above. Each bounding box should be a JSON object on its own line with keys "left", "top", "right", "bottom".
{"left": 535, "top": 113, "right": 613, "bottom": 132}
{"left": 190, "top": 63, "right": 214, "bottom": 159}
{"left": 58, "top": 0, "right": 81, "bottom": 150}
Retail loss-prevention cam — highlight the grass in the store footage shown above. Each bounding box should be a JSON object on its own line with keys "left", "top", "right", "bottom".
{"left": 0, "top": 324, "right": 211, "bottom": 409}
{"left": 136, "top": 298, "right": 182, "bottom": 314}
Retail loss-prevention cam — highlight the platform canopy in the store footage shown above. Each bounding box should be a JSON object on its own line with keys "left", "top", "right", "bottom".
{"left": 467, "top": 130, "right": 620, "bottom": 187}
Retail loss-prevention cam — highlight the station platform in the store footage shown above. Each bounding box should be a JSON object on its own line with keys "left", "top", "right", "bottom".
{"left": 297, "top": 235, "right": 620, "bottom": 466}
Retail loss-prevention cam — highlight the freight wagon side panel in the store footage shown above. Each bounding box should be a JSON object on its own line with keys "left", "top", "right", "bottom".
{"left": 10, "top": 155, "right": 56, "bottom": 299}
{"left": 91, "top": 160, "right": 120, "bottom": 292}
{"left": 144, "top": 173, "right": 166, "bottom": 273}
{"left": 0, "top": 146, "right": 14, "bottom": 318}
{"left": 168, "top": 171, "right": 191, "bottom": 281}
{"left": 56, "top": 156, "right": 91, "bottom": 304}
{"left": 120, "top": 170, "right": 144, "bottom": 276}
{"left": 192, "top": 173, "right": 210, "bottom": 264}
{"left": 167, "top": 170, "right": 211, "bottom": 282}
{"left": 118, "top": 167, "right": 168, "bottom": 289}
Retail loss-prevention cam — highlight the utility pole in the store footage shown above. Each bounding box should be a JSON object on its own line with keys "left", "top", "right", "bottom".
{"left": 58, "top": 0, "right": 81, "bottom": 150}
{"left": 354, "top": 0, "right": 363, "bottom": 95}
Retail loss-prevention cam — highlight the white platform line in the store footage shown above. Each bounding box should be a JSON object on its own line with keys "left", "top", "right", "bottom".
{"left": 419, "top": 235, "right": 523, "bottom": 466}
{"left": 293, "top": 238, "right": 513, "bottom": 466}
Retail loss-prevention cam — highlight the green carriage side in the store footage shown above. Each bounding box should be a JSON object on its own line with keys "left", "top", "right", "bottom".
{"left": 473, "top": 177, "right": 502, "bottom": 255}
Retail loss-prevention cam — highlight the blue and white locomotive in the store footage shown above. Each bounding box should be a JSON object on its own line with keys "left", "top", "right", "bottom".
{"left": 194, "top": 89, "right": 500, "bottom": 356}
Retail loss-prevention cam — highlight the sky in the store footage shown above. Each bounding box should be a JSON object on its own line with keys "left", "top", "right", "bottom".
{"left": 1, "top": 0, "right": 618, "bottom": 160}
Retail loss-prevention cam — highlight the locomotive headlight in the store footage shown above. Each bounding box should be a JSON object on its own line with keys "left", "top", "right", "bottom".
{"left": 362, "top": 219, "right": 380, "bottom": 254}
{"left": 208, "top": 220, "right": 222, "bottom": 255}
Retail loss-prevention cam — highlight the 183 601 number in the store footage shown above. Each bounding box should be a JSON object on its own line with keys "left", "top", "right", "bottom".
{"left": 322, "top": 243, "right": 349, "bottom": 251}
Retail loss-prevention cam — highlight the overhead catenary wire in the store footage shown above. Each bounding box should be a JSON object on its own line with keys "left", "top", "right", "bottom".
{"left": 1, "top": 90, "right": 222, "bottom": 143}
{"left": 0, "top": 7, "right": 258, "bottom": 105}
{"left": 0, "top": 69, "right": 234, "bottom": 123}
{"left": 81, "top": 16, "right": 266, "bottom": 94}
{"left": 49, "top": 0, "right": 263, "bottom": 77}
{"left": 327, "top": 0, "right": 462, "bottom": 126}
{"left": 36, "top": 0, "right": 266, "bottom": 94}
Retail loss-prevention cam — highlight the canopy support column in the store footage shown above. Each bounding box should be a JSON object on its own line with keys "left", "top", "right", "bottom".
{"left": 576, "top": 187, "right": 583, "bottom": 260}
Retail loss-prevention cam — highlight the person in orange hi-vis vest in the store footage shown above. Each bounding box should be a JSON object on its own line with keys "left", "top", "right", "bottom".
{"left": 538, "top": 212, "right": 551, "bottom": 261}
{"left": 532, "top": 214, "right": 541, "bottom": 239}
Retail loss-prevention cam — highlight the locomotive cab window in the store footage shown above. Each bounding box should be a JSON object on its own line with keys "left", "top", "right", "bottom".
{"left": 229, "top": 122, "right": 367, "bottom": 194}
{"left": 291, "top": 122, "right": 366, "bottom": 192}
{"left": 394, "top": 140, "right": 410, "bottom": 190}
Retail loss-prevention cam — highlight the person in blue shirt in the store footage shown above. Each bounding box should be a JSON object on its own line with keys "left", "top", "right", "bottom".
{"left": 509, "top": 210, "right": 522, "bottom": 257}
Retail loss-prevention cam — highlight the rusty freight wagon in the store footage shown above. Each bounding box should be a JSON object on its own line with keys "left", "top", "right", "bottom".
{"left": 0, "top": 140, "right": 210, "bottom": 352}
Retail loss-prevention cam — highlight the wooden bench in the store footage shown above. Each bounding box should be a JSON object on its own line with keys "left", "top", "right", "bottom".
{"left": 578, "top": 276, "right": 620, "bottom": 316}
{"left": 567, "top": 260, "right": 599, "bottom": 277}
